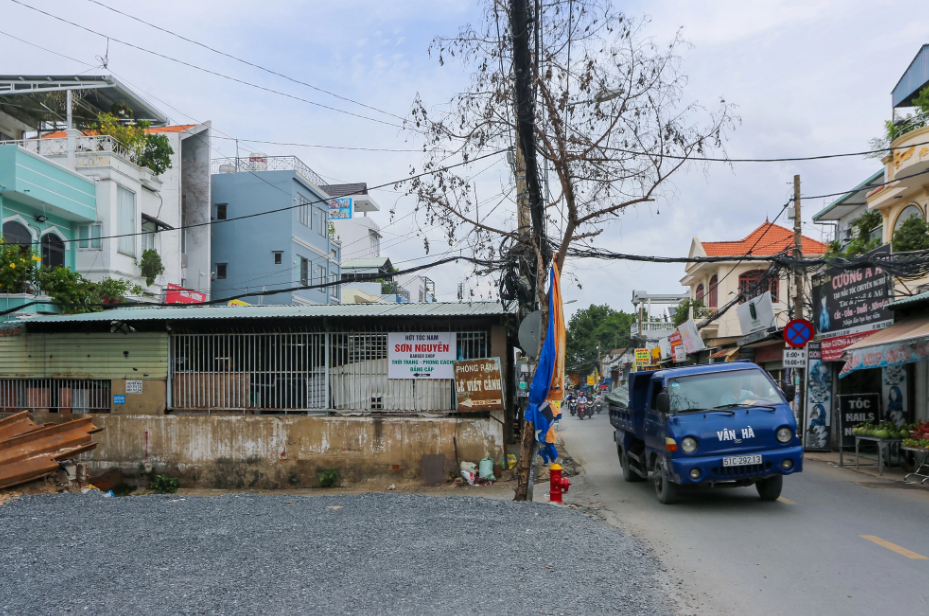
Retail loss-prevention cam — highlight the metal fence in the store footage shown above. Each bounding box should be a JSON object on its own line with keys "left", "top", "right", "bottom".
{"left": 211, "top": 155, "right": 326, "bottom": 189}
{"left": 0, "top": 379, "right": 111, "bottom": 413}
{"left": 169, "top": 331, "right": 488, "bottom": 414}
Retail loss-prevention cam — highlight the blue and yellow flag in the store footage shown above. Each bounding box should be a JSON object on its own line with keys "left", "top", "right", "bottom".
{"left": 524, "top": 263, "right": 565, "bottom": 464}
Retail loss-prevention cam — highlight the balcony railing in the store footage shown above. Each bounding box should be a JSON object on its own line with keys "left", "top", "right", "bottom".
{"left": 630, "top": 321, "right": 677, "bottom": 336}
{"left": 211, "top": 155, "right": 325, "bottom": 189}
{"left": 8, "top": 135, "right": 141, "bottom": 165}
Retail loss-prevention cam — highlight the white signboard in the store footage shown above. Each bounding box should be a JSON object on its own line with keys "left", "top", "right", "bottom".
{"left": 125, "top": 380, "right": 143, "bottom": 394}
{"left": 677, "top": 319, "right": 706, "bottom": 354}
{"left": 737, "top": 291, "right": 777, "bottom": 335}
{"left": 674, "top": 345, "right": 688, "bottom": 362}
{"left": 783, "top": 348, "right": 807, "bottom": 369}
{"left": 658, "top": 337, "right": 672, "bottom": 361}
{"left": 387, "top": 332, "right": 457, "bottom": 379}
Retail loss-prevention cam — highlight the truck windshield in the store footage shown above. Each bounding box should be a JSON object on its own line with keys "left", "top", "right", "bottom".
{"left": 666, "top": 369, "right": 785, "bottom": 414}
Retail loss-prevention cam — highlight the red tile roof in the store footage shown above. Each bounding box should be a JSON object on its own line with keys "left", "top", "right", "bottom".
{"left": 41, "top": 125, "right": 196, "bottom": 139}
{"left": 701, "top": 222, "right": 828, "bottom": 257}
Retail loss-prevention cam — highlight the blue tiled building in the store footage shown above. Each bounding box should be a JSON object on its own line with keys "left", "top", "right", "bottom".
{"left": 210, "top": 155, "right": 341, "bottom": 305}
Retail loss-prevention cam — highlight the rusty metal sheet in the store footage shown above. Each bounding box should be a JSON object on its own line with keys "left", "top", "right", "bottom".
{"left": 421, "top": 454, "right": 446, "bottom": 486}
{"left": 0, "top": 411, "right": 101, "bottom": 489}
{"left": 454, "top": 358, "right": 505, "bottom": 412}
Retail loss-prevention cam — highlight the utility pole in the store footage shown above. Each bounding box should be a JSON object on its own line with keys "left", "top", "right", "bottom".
{"left": 793, "top": 175, "right": 806, "bottom": 432}
{"left": 511, "top": 0, "right": 548, "bottom": 502}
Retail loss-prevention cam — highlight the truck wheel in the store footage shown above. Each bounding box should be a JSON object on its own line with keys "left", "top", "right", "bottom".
{"left": 653, "top": 458, "right": 678, "bottom": 504}
{"left": 756, "top": 475, "right": 783, "bottom": 501}
{"left": 620, "top": 448, "right": 645, "bottom": 483}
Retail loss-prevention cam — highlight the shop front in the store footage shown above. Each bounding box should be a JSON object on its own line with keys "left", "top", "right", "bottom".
{"left": 806, "top": 249, "right": 896, "bottom": 451}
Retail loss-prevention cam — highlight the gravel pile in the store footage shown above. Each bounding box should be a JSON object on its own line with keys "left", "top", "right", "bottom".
{"left": 0, "top": 492, "right": 671, "bottom": 615}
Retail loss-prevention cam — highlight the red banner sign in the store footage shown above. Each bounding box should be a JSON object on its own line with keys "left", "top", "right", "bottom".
{"left": 165, "top": 284, "right": 206, "bottom": 304}
{"left": 820, "top": 330, "right": 878, "bottom": 362}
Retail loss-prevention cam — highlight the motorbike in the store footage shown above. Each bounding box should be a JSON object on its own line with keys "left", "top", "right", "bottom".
{"left": 595, "top": 398, "right": 603, "bottom": 414}
{"left": 568, "top": 400, "right": 577, "bottom": 416}
{"left": 578, "top": 401, "right": 589, "bottom": 420}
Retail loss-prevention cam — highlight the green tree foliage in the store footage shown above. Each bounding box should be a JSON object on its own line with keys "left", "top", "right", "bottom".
{"left": 37, "top": 267, "right": 142, "bottom": 314}
{"left": 92, "top": 112, "right": 173, "bottom": 176}
{"left": 868, "top": 86, "right": 929, "bottom": 157}
{"left": 826, "top": 210, "right": 883, "bottom": 258}
{"left": 138, "top": 248, "right": 166, "bottom": 286}
{"left": 0, "top": 240, "right": 41, "bottom": 292}
{"left": 893, "top": 215, "right": 929, "bottom": 252}
{"left": 566, "top": 304, "right": 635, "bottom": 376}
{"left": 672, "top": 299, "right": 704, "bottom": 327}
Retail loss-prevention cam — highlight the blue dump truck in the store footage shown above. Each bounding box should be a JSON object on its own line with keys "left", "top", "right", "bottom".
{"left": 608, "top": 361, "right": 802, "bottom": 504}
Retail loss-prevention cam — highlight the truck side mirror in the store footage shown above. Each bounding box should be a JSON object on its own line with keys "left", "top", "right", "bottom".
{"left": 656, "top": 390, "right": 670, "bottom": 415}
{"left": 782, "top": 383, "right": 796, "bottom": 400}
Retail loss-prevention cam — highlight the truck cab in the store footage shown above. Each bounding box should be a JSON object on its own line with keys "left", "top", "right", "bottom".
{"left": 608, "top": 362, "right": 802, "bottom": 504}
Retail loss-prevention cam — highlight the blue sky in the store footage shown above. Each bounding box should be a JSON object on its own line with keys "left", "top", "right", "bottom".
{"left": 2, "top": 0, "right": 926, "bottom": 317}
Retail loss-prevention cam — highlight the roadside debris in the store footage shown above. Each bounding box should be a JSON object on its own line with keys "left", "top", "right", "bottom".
{"left": 0, "top": 411, "right": 102, "bottom": 490}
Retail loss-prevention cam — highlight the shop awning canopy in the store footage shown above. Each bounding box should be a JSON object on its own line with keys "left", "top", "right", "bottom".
{"left": 708, "top": 347, "right": 741, "bottom": 360}
{"left": 838, "top": 315, "right": 929, "bottom": 378}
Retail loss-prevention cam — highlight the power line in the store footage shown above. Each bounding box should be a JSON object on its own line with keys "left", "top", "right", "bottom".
{"left": 10, "top": 149, "right": 509, "bottom": 247}
{"left": 213, "top": 136, "right": 426, "bottom": 153}
{"left": 0, "top": 254, "right": 504, "bottom": 315}
{"left": 8, "top": 0, "right": 405, "bottom": 129}
{"left": 81, "top": 0, "right": 406, "bottom": 122}
{"left": 595, "top": 139, "right": 929, "bottom": 163}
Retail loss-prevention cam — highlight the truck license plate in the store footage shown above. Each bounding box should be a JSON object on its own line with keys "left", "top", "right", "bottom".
{"left": 722, "top": 454, "right": 762, "bottom": 467}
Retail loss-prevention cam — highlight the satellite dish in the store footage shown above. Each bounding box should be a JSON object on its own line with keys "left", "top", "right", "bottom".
{"left": 518, "top": 310, "right": 543, "bottom": 359}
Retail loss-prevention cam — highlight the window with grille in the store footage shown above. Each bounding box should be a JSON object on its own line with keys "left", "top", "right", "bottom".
{"left": 216, "top": 263, "right": 227, "bottom": 279}
{"left": 3, "top": 220, "right": 31, "bottom": 247}
{"left": 117, "top": 185, "right": 136, "bottom": 256}
{"left": 300, "top": 257, "right": 309, "bottom": 286}
{"left": 40, "top": 234, "right": 65, "bottom": 269}
{"left": 141, "top": 220, "right": 157, "bottom": 253}
{"left": 317, "top": 209, "right": 327, "bottom": 237}
{"left": 738, "top": 270, "right": 778, "bottom": 303}
{"left": 317, "top": 265, "right": 326, "bottom": 286}
{"left": 79, "top": 224, "right": 101, "bottom": 249}
{"left": 216, "top": 204, "right": 227, "bottom": 220}
{"left": 273, "top": 251, "right": 283, "bottom": 265}
{"left": 299, "top": 200, "right": 311, "bottom": 229}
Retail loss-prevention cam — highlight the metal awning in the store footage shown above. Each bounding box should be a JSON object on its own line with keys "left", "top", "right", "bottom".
{"left": 839, "top": 315, "right": 929, "bottom": 377}
{"left": 708, "top": 347, "right": 740, "bottom": 360}
{"left": 142, "top": 213, "right": 174, "bottom": 230}
{"left": 0, "top": 75, "right": 168, "bottom": 128}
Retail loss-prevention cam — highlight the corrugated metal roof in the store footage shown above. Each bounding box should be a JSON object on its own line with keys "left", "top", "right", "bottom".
{"left": 889, "top": 291, "right": 929, "bottom": 308}
{"left": 812, "top": 170, "right": 883, "bottom": 222}
{"left": 23, "top": 302, "right": 514, "bottom": 324}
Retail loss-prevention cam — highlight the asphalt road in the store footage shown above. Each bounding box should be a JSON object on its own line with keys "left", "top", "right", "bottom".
{"left": 556, "top": 411, "right": 929, "bottom": 616}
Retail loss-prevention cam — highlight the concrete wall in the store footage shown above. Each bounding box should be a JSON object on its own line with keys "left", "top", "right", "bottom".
{"left": 19, "top": 411, "right": 504, "bottom": 488}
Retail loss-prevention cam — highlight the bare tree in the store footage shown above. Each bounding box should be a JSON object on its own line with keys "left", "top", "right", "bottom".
{"left": 405, "top": 0, "right": 737, "bottom": 500}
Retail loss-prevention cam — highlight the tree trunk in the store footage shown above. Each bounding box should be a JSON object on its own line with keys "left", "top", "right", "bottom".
{"left": 514, "top": 253, "right": 551, "bottom": 501}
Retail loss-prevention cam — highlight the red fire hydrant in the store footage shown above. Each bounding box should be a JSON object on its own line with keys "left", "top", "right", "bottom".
{"left": 549, "top": 463, "right": 571, "bottom": 504}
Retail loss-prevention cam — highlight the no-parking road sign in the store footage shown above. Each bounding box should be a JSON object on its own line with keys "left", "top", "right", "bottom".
{"left": 784, "top": 318, "right": 814, "bottom": 348}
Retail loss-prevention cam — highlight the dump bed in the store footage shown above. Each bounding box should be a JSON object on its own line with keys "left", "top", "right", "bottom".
{"left": 608, "top": 369, "right": 657, "bottom": 437}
